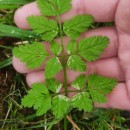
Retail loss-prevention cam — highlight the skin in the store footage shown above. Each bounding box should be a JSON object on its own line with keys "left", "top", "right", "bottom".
{"left": 13, "top": 0, "right": 130, "bottom": 110}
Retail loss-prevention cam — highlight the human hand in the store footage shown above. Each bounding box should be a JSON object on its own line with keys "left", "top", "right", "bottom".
{"left": 12, "top": 0, "right": 130, "bottom": 110}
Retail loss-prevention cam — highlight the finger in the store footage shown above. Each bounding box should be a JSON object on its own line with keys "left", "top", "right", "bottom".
{"left": 13, "top": 27, "right": 118, "bottom": 73}
{"left": 87, "top": 58, "right": 124, "bottom": 82}
{"left": 26, "top": 57, "right": 124, "bottom": 87}
{"left": 95, "top": 83, "right": 130, "bottom": 110}
{"left": 14, "top": 0, "right": 119, "bottom": 29}
{"left": 116, "top": 0, "right": 130, "bottom": 34}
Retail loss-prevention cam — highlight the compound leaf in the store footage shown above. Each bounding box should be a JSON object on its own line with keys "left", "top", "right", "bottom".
{"left": 27, "top": 16, "right": 58, "bottom": 41}
{"left": 41, "top": 31, "right": 58, "bottom": 42}
{"left": 45, "top": 57, "right": 63, "bottom": 78}
{"left": 37, "top": 0, "right": 71, "bottom": 16}
{"left": 37, "top": 0, "right": 56, "bottom": 16}
{"left": 72, "top": 74, "right": 87, "bottom": 90}
{"left": 22, "top": 83, "right": 51, "bottom": 116}
{"left": 66, "top": 41, "right": 77, "bottom": 54}
{"left": 63, "top": 15, "right": 93, "bottom": 39}
{"left": 13, "top": 42, "right": 48, "bottom": 69}
{"left": 78, "top": 36, "right": 109, "bottom": 61}
{"left": 52, "top": 95, "right": 70, "bottom": 119}
{"left": 89, "top": 90, "right": 107, "bottom": 103}
{"left": 72, "top": 92, "right": 93, "bottom": 112}
{"left": 50, "top": 41, "right": 62, "bottom": 55}
{"left": 52, "top": 0, "right": 72, "bottom": 15}
{"left": 67, "top": 55, "right": 86, "bottom": 72}
{"left": 88, "top": 74, "right": 117, "bottom": 103}
{"left": 46, "top": 78, "right": 62, "bottom": 93}
{"left": 36, "top": 95, "right": 51, "bottom": 116}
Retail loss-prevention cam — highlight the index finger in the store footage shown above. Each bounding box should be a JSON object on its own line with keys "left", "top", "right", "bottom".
{"left": 14, "top": 0, "right": 119, "bottom": 29}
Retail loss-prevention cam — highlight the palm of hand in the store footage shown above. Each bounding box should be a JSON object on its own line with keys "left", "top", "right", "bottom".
{"left": 13, "top": 0, "right": 130, "bottom": 109}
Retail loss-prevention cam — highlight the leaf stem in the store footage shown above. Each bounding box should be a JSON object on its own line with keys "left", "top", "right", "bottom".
{"left": 64, "top": 117, "right": 68, "bottom": 130}
{"left": 50, "top": 90, "right": 86, "bottom": 97}
{"left": 57, "top": 14, "right": 68, "bottom": 130}
{"left": 57, "top": 15, "right": 68, "bottom": 97}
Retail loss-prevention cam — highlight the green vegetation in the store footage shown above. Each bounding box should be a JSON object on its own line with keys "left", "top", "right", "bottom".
{"left": 13, "top": 0, "right": 117, "bottom": 120}
{"left": 0, "top": 0, "right": 130, "bottom": 130}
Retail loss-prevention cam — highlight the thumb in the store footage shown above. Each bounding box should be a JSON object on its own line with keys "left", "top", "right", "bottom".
{"left": 115, "top": 0, "right": 130, "bottom": 34}
{"left": 116, "top": 0, "right": 130, "bottom": 96}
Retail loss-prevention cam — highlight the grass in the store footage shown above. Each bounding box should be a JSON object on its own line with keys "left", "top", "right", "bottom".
{"left": 0, "top": 1, "right": 130, "bottom": 130}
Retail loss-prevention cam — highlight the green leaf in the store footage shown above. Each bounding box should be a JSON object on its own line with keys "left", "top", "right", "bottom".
{"left": 46, "top": 78, "right": 62, "bottom": 93}
{"left": 72, "top": 92, "right": 93, "bottom": 112}
{"left": 0, "top": 0, "right": 34, "bottom": 5}
{"left": 78, "top": 36, "right": 109, "bottom": 61}
{"left": 41, "top": 31, "right": 58, "bottom": 42}
{"left": 0, "top": 57, "right": 12, "bottom": 69}
{"left": 37, "top": 0, "right": 56, "bottom": 16}
{"left": 45, "top": 57, "right": 63, "bottom": 78}
{"left": 88, "top": 74, "right": 117, "bottom": 103}
{"left": 0, "top": 4, "right": 19, "bottom": 9}
{"left": 37, "top": 0, "right": 71, "bottom": 16}
{"left": 50, "top": 41, "right": 62, "bottom": 55}
{"left": 36, "top": 95, "right": 51, "bottom": 116}
{"left": 67, "top": 55, "right": 86, "bottom": 71}
{"left": 0, "top": 23, "right": 37, "bottom": 39}
{"left": 63, "top": 15, "right": 93, "bottom": 39}
{"left": 72, "top": 75, "right": 87, "bottom": 90}
{"left": 13, "top": 42, "right": 48, "bottom": 69}
{"left": 52, "top": 0, "right": 72, "bottom": 15}
{"left": 27, "top": 16, "right": 58, "bottom": 41}
{"left": 52, "top": 95, "right": 70, "bottom": 119}
{"left": 22, "top": 83, "right": 51, "bottom": 116}
{"left": 66, "top": 41, "right": 77, "bottom": 54}
{"left": 89, "top": 90, "right": 107, "bottom": 103}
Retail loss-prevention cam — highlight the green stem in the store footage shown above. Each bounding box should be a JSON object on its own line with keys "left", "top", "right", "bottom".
{"left": 57, "top": 15, "right": 68, "bottom": 97}
{"left": 63, "top": 65, "right": 68, "bottom": 96}
{"left": 57, "top": 14, "right": 68, "bottom": 130}
{"left": 64, "top": 117, "right": 68, "bottom": 130}
{"left": 49, "top": 90, "right": 86, "bottom": 97}
{"left": 59, "top": 90, "right": 81, "bottom": 95}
